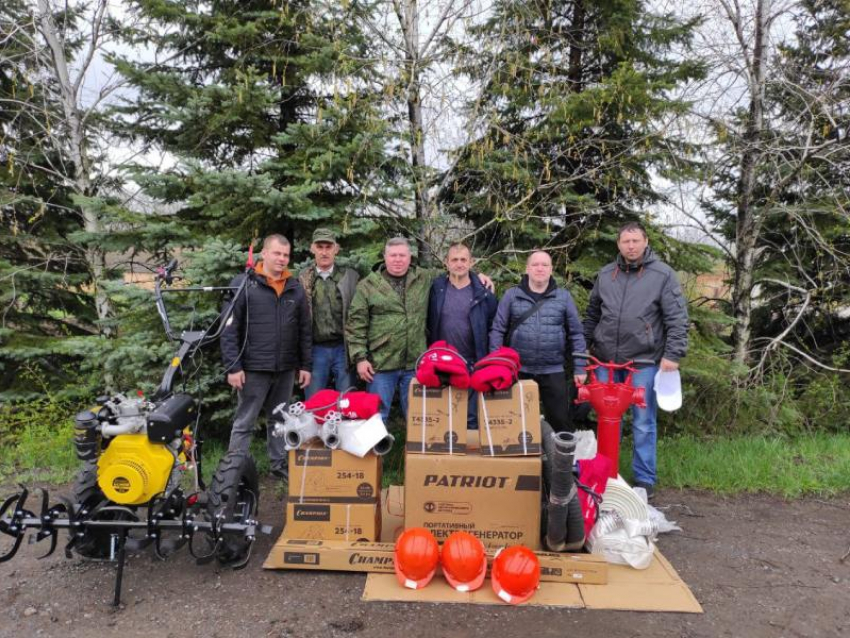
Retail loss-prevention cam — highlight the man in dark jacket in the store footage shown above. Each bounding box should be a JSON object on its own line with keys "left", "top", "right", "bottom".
{"left": 427, "top": 242, "right": 498, "bottom": 428}
{"left": 490, "top": 251, "right": 587, "bottom": 433}
{"left": 220, "top": 234, "right": 312, "bottom": 479}
{"left": 583, "top": 222, "right": 689, "bottom": 498}
{"left": 298, "top": 228, "right": 359, "bottom": 398}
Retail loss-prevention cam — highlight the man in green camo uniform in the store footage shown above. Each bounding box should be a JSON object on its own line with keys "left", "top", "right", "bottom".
{"left": 298, "top": 228, "right": 359, "bottom": 398}
{"left": 345, "top": 237, "right": 431, "bottom": 420}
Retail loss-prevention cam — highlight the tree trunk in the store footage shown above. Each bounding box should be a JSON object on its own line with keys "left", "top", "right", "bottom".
{"left": 36, "top": 0, "right": 114, "bottom": 339}
{"left": 730, "top": 0, "right": 771, "bottom": 366}
{"left": 567, "top": 0, "right": 586, "bottom": 93}
{"left": 400, "top": 0, "right": 435, "bottom": 265}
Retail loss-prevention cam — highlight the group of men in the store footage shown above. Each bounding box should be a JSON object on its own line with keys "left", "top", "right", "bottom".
{"left": 220, "top": 223, "right": 689, "bottom": 498}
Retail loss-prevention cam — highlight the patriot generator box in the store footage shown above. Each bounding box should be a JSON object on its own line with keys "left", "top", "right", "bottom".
{"left": 287, "top": 444, "right": 382, "bottom": 502}
{"left": 404, "top": 452, "right": 542, "bottom": 549}
{"left": 478, "top": 380, "right": 542, "bottom": 456}
{"left": 406, "top": 381, "right": 468, "bottom": 454}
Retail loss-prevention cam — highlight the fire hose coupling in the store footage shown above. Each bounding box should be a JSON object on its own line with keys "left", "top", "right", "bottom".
{"left": 272, "top": 402, "right": 320, "bottom": 450}
{"left": 320, "top": 416, "right": 341, "bottom": 450}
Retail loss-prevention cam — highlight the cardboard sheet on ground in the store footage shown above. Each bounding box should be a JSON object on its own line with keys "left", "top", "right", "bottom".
{"left": 362, "top": 573, "right": 584, "bottom": 607}
{"left": 362, "top": 550, "right": 703, "bottom": 613}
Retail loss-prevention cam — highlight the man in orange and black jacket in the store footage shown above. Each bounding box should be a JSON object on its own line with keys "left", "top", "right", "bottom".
{"left": 220, "top": 234, "right": 312, "bottom": 480}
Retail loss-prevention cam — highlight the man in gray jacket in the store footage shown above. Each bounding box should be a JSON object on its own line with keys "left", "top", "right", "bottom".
{"left": 583, "top": 222, "right": 689, "bottom": 499}
{"left": 298, "top": 228, "right": 359, "bottom": 397}
{"left": 490, "top": 251, "right": 587, "bottom": 433}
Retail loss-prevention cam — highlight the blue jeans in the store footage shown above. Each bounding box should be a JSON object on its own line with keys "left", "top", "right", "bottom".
{"left": 305, "top": 343, "right": 353, "bottom": 399}
{"left": 368, "top": 369, "right": 416, "bottom": 421}
{"left": 467, "top": 390, "right": 479, "bottom": 430}
{"left": 594, "top": 364, "right": 659, "bottom": 486}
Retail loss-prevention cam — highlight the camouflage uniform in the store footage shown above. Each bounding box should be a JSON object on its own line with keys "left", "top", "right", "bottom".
{"left": 346, "top": 265, "right": 436, "bottom": 419}
{"left": 299, "top": 262, "right": 359, "bottom": 396}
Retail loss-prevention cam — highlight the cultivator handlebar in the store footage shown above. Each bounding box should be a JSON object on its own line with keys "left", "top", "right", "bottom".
{"left": 0, "top": 486, "right": 271, "bottom": 605}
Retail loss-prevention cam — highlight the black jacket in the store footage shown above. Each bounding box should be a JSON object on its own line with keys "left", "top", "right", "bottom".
{"left": 583, "top": 247, "right": 689, "bottom": 364}
{"left": 426, "top": 272, "right": 498, "bottom": 362}
{"left": 220, "top": 270, "right": 312, "bottom": 373}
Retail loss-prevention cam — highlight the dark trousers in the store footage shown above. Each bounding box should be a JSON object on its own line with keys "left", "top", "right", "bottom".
{"left": 519, "top": 370, "right": 572, "bottom": 433}
{"left": 229, "top": 370, "right": 295, "bottom": 471}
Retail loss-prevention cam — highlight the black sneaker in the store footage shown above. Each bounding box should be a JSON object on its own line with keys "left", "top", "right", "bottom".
{"left": 635, "top": 482, "right": 656, "bottom": 501}
{"left": 271, "top": 466, "right": 289, "bottom": 482}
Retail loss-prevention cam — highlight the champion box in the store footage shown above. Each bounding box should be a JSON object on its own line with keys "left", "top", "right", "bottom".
{"left": 406, "top": 381, "right": 468, "bottom": 454}
{"left": 264, "top": 538, "right": 606, "bottom": 584}
{"left": 404, "top": 452, "right": 542, "bottom": 549}
{"left": 478, "top": 379, "right": 542, "bottom": 456}
{"left": 287, "top": 444, "right": 381, "bottom": 503}
{"left": 284, "top": 501, "right": 381, "bottom": 542}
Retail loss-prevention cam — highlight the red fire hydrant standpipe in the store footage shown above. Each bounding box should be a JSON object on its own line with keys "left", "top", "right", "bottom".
{"left": 574, "top": 354, "right": 655, "bottom": 479}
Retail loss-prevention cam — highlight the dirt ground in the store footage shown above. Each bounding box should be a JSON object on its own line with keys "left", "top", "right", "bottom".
{"left": 1, "top": 481, "right": 848, "bottom": 638}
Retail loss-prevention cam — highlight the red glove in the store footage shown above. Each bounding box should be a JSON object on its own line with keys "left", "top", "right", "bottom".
{"left": 470, "top": 347, "right": 521, "bottom": 392}
{"left": 415, "top": 341, "right": 471, "bottom": 389}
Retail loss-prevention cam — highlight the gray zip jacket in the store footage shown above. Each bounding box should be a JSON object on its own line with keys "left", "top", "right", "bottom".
{"left": 583, "top": 247, "right": 689, "bottom": 364}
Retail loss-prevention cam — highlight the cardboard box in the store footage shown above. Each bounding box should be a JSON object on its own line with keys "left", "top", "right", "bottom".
{"left": 287, "top": 444, "right": 381, "bottom": 503}
{"left": 283, "top": 501, "right": 381, "bottom": 542}
{"left": 263, "top": 538, "right": 607, "bottom": 584}
{"left": 382, "top": 485, "right": 405, "bottom": 543}
{"left": 404, "top": 452, "right": 541, "bottom": 549}
{"left": 406, "top": 381, "right": 468, "bottom": 454}
{"left": 478, "top": 380, "right": 542, "bottom": 456}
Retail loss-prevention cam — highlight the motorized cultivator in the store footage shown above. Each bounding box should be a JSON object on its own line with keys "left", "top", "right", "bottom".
{"left": 0, "top": 259, "right": 270, "bottom": 605}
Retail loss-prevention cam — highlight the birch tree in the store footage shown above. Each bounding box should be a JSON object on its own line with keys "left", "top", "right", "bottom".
{"left": 695, "top": 0, "right": 850, "bottom": 371}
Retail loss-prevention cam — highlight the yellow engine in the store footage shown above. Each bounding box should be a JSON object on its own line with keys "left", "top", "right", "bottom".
{"left": 97, "top": 434, "right": 176, "bottom": 505}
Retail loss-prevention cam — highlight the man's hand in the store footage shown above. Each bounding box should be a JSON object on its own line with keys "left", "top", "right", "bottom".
{"left": 477, "top": 272, "right": 495, "bottom": 292}
{"left": 298, "top": 370, "right": 312, "bottom": 389}
{"left": 660, "top": 358, "right": 679, "bottom": 372}
{"left": 227, "top": 371, "right": 245, "bottom": 391}
{"left": 357, "top": 359, "right": 375, "bottom": 383}
{"left": 574, "top": 373, "right": 587, "bottom": 385}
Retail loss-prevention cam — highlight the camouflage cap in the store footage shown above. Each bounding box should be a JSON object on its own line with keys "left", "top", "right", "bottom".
{"left": 311, "top": 228, "right": 337, "bottom": 244}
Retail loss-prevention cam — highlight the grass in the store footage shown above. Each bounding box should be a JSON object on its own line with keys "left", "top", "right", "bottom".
{"left": 0, "top": 418, "right": 80, "bottom": 488}
{"left": 647, "top": 433, "right": 850, "bottom": 498}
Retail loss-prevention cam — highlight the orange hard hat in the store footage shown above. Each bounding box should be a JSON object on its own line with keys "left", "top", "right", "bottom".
{"left": 394, "top": 527, "right": 440, "bottom": 590}
{"left": 440, "top": 531, "right": 487, "bottom": 592}
{"left": 490, "top": 545, "right": 540, "bottom": 604}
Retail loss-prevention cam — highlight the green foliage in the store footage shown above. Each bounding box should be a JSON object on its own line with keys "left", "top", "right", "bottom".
{"left": 0, "top": 375, "right": 81, "bottom": 486}
{"left": 113, "top": 0, "right": 394, "bottom": 265}
{"left": 441, "top": 0, "right": 706, "bottom": 276}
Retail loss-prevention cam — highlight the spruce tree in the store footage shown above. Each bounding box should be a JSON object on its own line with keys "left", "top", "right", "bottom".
{"left": 112, "top": 0, "right": 394, "bottom": 266}
{"left": 439, "top": 0, "right": 705, "bottom": 278}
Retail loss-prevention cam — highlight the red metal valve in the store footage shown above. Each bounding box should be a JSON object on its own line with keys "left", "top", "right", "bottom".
{"left": 574, "top": 355, "right": 647, "bottom": 479}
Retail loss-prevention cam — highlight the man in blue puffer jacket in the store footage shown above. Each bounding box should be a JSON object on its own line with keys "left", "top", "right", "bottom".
{"left": 489, "top": 251, "right": 587, "bottom": 432}
{"left": 427, "top": 242, "right": 498, "bottom": 428}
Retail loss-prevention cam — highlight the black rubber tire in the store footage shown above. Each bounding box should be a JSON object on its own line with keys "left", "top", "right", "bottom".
{"left": 69, "top": 461, "right": 113, "bottom": 559}
{"left": 207, "top": 451, "right": 259, "bottom": 565}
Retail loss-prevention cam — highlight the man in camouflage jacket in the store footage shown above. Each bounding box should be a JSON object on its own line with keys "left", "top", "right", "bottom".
{"left": 298, "top": 228, "right": 359, "bottom": 398}
{"left": 345, "top": 237, "right": 431, "bottom": 420}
